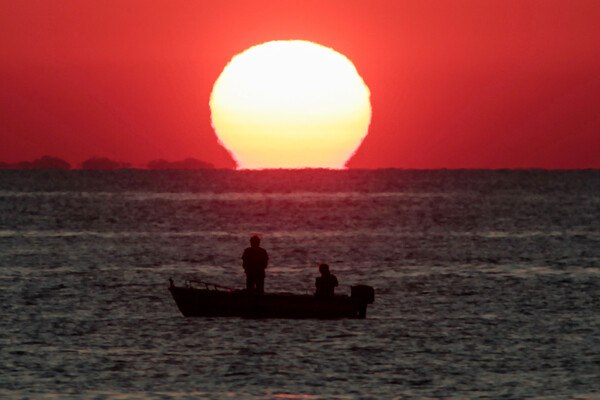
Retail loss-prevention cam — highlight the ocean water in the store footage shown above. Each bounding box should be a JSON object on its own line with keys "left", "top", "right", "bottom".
{"left": 0, "top": 169, "right": 599, "bottom": 399}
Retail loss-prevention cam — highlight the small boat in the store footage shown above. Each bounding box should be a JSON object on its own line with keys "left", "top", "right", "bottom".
{"left": 168, "top": 279, "right": 375, "bottom": 319}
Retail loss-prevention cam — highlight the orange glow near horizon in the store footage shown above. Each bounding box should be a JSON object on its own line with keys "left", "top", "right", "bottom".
{"left": 210, "top": 40, "right": 372, "bottom": 169}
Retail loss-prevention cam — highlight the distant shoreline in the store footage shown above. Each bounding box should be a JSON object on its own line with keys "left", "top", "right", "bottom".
{"left": 1, "top": 167, "right": 598, "bottom": 172}
{"left": 0, "top": 156, "right": 217, "bottom": 171}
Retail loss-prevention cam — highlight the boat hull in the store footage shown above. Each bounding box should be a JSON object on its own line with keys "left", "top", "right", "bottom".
{"left": 169, "top": 286, "right": 371, "bottom": 319}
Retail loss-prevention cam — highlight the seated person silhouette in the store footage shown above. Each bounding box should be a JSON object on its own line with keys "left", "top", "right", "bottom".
{"left": 315, "top": 263, "right": 338, "bottom": 298}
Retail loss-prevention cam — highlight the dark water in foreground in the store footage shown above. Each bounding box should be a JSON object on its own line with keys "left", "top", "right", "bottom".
{"left": 0, "top": 169, "right": 599, "bottom": 399}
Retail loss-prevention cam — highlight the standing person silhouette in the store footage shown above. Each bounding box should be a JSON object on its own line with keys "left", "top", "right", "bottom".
{"left": 242, "top": 235, "right": 269, "bottom": 294}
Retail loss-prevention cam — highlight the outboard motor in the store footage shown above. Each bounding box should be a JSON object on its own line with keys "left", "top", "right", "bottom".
{"left": 351, "top": 285, "right": 375, "bottom": 304}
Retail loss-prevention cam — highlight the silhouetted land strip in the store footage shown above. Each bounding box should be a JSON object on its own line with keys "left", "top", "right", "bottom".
{"left": 0, "top": 155, "right": 71, "bottom": 169}
{"left": 147, "top": 158, "right": 214, "bottom": 170}
{"left": 0, "top": 155, "right": 215, "bottom": 170}
{"left": 81, "top": 157, "right": 131, "bottom": 170}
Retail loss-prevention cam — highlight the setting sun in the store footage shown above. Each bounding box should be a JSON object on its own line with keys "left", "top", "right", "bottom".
{"left": 210, "top": 40, "right": 371, "bottom": 169}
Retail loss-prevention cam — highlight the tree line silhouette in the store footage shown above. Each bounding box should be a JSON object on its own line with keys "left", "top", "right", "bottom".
{"left": 0, "top": 156, "right": 215, "bottom": 170}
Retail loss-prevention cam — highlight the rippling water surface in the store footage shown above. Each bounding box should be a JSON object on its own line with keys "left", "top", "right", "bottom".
{"left": 1, "top": 169, "right": 599, "bottom": 399}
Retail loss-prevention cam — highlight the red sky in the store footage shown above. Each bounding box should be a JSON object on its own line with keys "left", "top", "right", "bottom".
{"left": 1, "top": 0, "right": 599, "bottom": 169}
